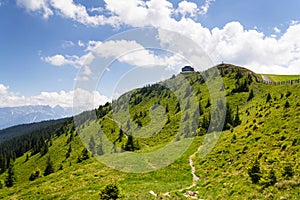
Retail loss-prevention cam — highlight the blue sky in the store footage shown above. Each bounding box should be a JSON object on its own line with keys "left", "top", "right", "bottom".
{"left": 0, "top": 0, "right": 300, "bottom": 108}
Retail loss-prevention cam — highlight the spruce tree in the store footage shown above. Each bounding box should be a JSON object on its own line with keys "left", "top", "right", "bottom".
{"left": 5, "top": 161, "right": 16, "bottom": 187}
{"left": 248, "top": 158, "right": 261, "bottom": 184}
{"left": 89, "top": 136, "right": 96, "bottom": 155}
{"left": 44, "top": 156, "right": 54, "bottom": 176}
{"left": 247, "top": 89, "right": 254, "bottom": 101}
{"left": 66, "top": 145, "right": 72, "bottom": 159}
{"left": 266, "top": 93, "right": 272, "bottom": 103}
{"left": 233, "top": 106, "right": 241, "bottom": 127}
{"left": 77, "top": 148, "right": 90, "bottom": 163}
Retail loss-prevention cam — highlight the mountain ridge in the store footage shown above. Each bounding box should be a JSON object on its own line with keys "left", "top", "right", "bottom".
{"left": 0, "top": 105, "right": 72, "bottom": 130}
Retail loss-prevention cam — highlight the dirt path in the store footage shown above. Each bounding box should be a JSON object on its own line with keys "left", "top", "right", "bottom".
{"left": 149, "top": 146, "right": 202, "bottom": 199}
{"left": 261, "top": 75, "right": 272, "bottom": 82}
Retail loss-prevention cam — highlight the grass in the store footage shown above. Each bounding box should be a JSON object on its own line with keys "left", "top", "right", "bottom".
{"left": 260, "top": 74, "right": 300, "bottom": 82}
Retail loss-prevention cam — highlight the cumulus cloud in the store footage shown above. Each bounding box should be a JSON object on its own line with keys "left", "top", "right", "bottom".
{"left": 42, "top": 54, "right": 79, "bottom": 66}
{"left": 0, "top": 83, "right": 109, "bottom": 108}
{"left": 176, "top": 1, "right": 199, "bottom": 17}
{"left": 16, "top": 0, "right": 53, "bottom": 19}
{"left": 274, "top": 27, "right": 281, "bottom": 34}
{"left": 78, "top": 40, "right": 85, "bottom": 47}
{"left": 23, "top": 0, "right": 300, "bottom": 74}
{"left": 16, "top": 0, "right": 119, "bottom": 26}
{"left": 200, "top": 0, "right": 215, "bottom": 15}
{"left": 0, "top": 84, "right": 9, "bottom": 95}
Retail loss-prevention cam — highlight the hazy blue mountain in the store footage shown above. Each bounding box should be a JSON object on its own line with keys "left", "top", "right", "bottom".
{"left": 0, "top": 105, "right": 72, "bottom": 130}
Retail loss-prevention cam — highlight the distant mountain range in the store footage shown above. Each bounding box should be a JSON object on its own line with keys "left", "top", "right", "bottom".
{"left": 0, "top": 105, "right": 73, "bottom": 130}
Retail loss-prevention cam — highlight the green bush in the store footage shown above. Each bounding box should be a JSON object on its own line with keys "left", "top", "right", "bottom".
{"left": 282, "top": 164, "right": 294, "bottom": 179}
{"left": 248, "top": 158, "right": 261, "bottom": 184}
{"left": 29, "top": 168, "right": 41, "bottom": 181}
{"left": 99, "top": 183, "right": 122, "bottom": 200}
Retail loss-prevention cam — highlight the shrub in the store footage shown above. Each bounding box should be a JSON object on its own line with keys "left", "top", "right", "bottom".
{"left": 99, "top": 183, "right": 122, "bottom": 200}
{"left": 266, "top": 93, "right": 272, "bottom": 103}
{"left": 29, "top": 168, "right": 41, "bottom": 181}
{"left": 282, "top": 164, "right": 294, "bottom": 178}
{"left": 248, "top": 158, "right": 261, "bottom": 184}
{"left": 284, "top": 100, "right": 290, "bottom": 108}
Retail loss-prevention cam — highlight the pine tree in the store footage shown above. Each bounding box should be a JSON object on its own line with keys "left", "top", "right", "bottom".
{"left": 66, "top": 145, "right": 72, "bottom": 159}
{"left": 44, "top": 156, "right": 54, "bottom": 176}
{"left": 77, "top": 148, "right": 90, "bottom": 163}
{"left": 97, "top": 144, "right": 104, "bottom": 155}
{"left": 125, "top": 135, "right": 134, "bottom": 151}
{"left": 89, "top": 136, "right": 96, "bottom": 155}
{"left": 205, "top": 98, "right": 211, "bottom": 108}
{"left": 5, "top": 161, "right": 16, "bottom": 187}
{"left": 224, "top": 103, "right": 233, "bottom": 130}
{"left": 266, "top": 93, "right": 272, "bottom": 103}
{"left": 233, "top": 106, "right": 241, "bottom": 127}
{"left": 248, "top": 158, "right": 261, "bottom": 184}
{"left": 247, "top": 89, "right": 254, "bottom": 101}
{"left": 40, "top": 141, "right": 49, "bottom": 156}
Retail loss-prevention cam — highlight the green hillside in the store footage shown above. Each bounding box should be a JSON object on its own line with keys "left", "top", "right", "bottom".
{"left": 260, "top": 74, "right": 300, "bottom": 82}
{"left": 0, "top": 64, "right": 299, "bottom": 199}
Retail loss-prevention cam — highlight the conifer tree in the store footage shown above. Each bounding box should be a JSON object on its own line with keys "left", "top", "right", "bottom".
{"left": 77, "top": 148, "right": 90, "bottom": 163}
{"left": 233, "top": 106, "right": 241, "bottom": 127}
{"left": 248, "top": 158, "right": 261, "bottom": 184}
{"left": 266, "top": 93, "right": 272, "bottom": 103}
{"left": 44, "top": 156, "right": 54, "bottom": 176}
{"left": 89, "top": 136, "right": 96, "bottom": 155}
{"left": 247, "top": 89, "right": 254, "bottom": 101}
{"left": 5, "top": 161, "right": 16, "bottom": 187}
{"left": 66, "top": 145, "right": 72, "bottom": 159}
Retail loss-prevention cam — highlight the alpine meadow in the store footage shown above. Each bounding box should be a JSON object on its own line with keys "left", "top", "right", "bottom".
{"left": 0, "top": 64, "right": 299, "bottom": 199}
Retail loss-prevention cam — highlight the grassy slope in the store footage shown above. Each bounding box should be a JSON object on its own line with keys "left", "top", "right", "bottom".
{"left": 195, "top": 82, "right": 300, "bottom": 199}
{"left": 0, "top": 65, "right": 299, "bottom": 199}
{"left": 260, "top": 74, "right": 300, "bottom": 82}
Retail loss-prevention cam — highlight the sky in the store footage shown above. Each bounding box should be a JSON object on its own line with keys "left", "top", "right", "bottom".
{"left": 0, "top": 0, "right": 300, "bottom": 109}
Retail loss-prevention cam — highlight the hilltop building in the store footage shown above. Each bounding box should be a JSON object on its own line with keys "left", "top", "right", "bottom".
{"left": 181, "top": 66, "right": 194, "bottom": 73}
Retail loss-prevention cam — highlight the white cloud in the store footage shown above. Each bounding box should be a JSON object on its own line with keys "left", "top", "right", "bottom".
{"left": 176, "top": 1, "right": 198, "bottom": 17}
{"left": 16, "top": 0, "right": 119, "bottom": 26}
{"left": 62, "top": 40, "right": 75, "bottom": 48}
{"left": 42, "top": 54, "right": 79, "bottom": 66}
{"left": 86, "top": 39, "right": 187, "bottom": 68}
{"left": 0, "top": 83, "right": 109, "bottom": 108}
{"left": 23, "top": 0, "right": 300, "bottom": 74}
{"left": 200, "top": 0, "right": 215, "bottom": 15}
{"left": 274, "top": 27, "right": 281, "bottom": 34}
{"left": 78, "top": 40, "right": 85, "bottom": 47}
{"left": 16, "top": 0, "right": 53, "bottom": 19}
{"left": 0, "top": 84, "right": 8, "bottom": 95}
